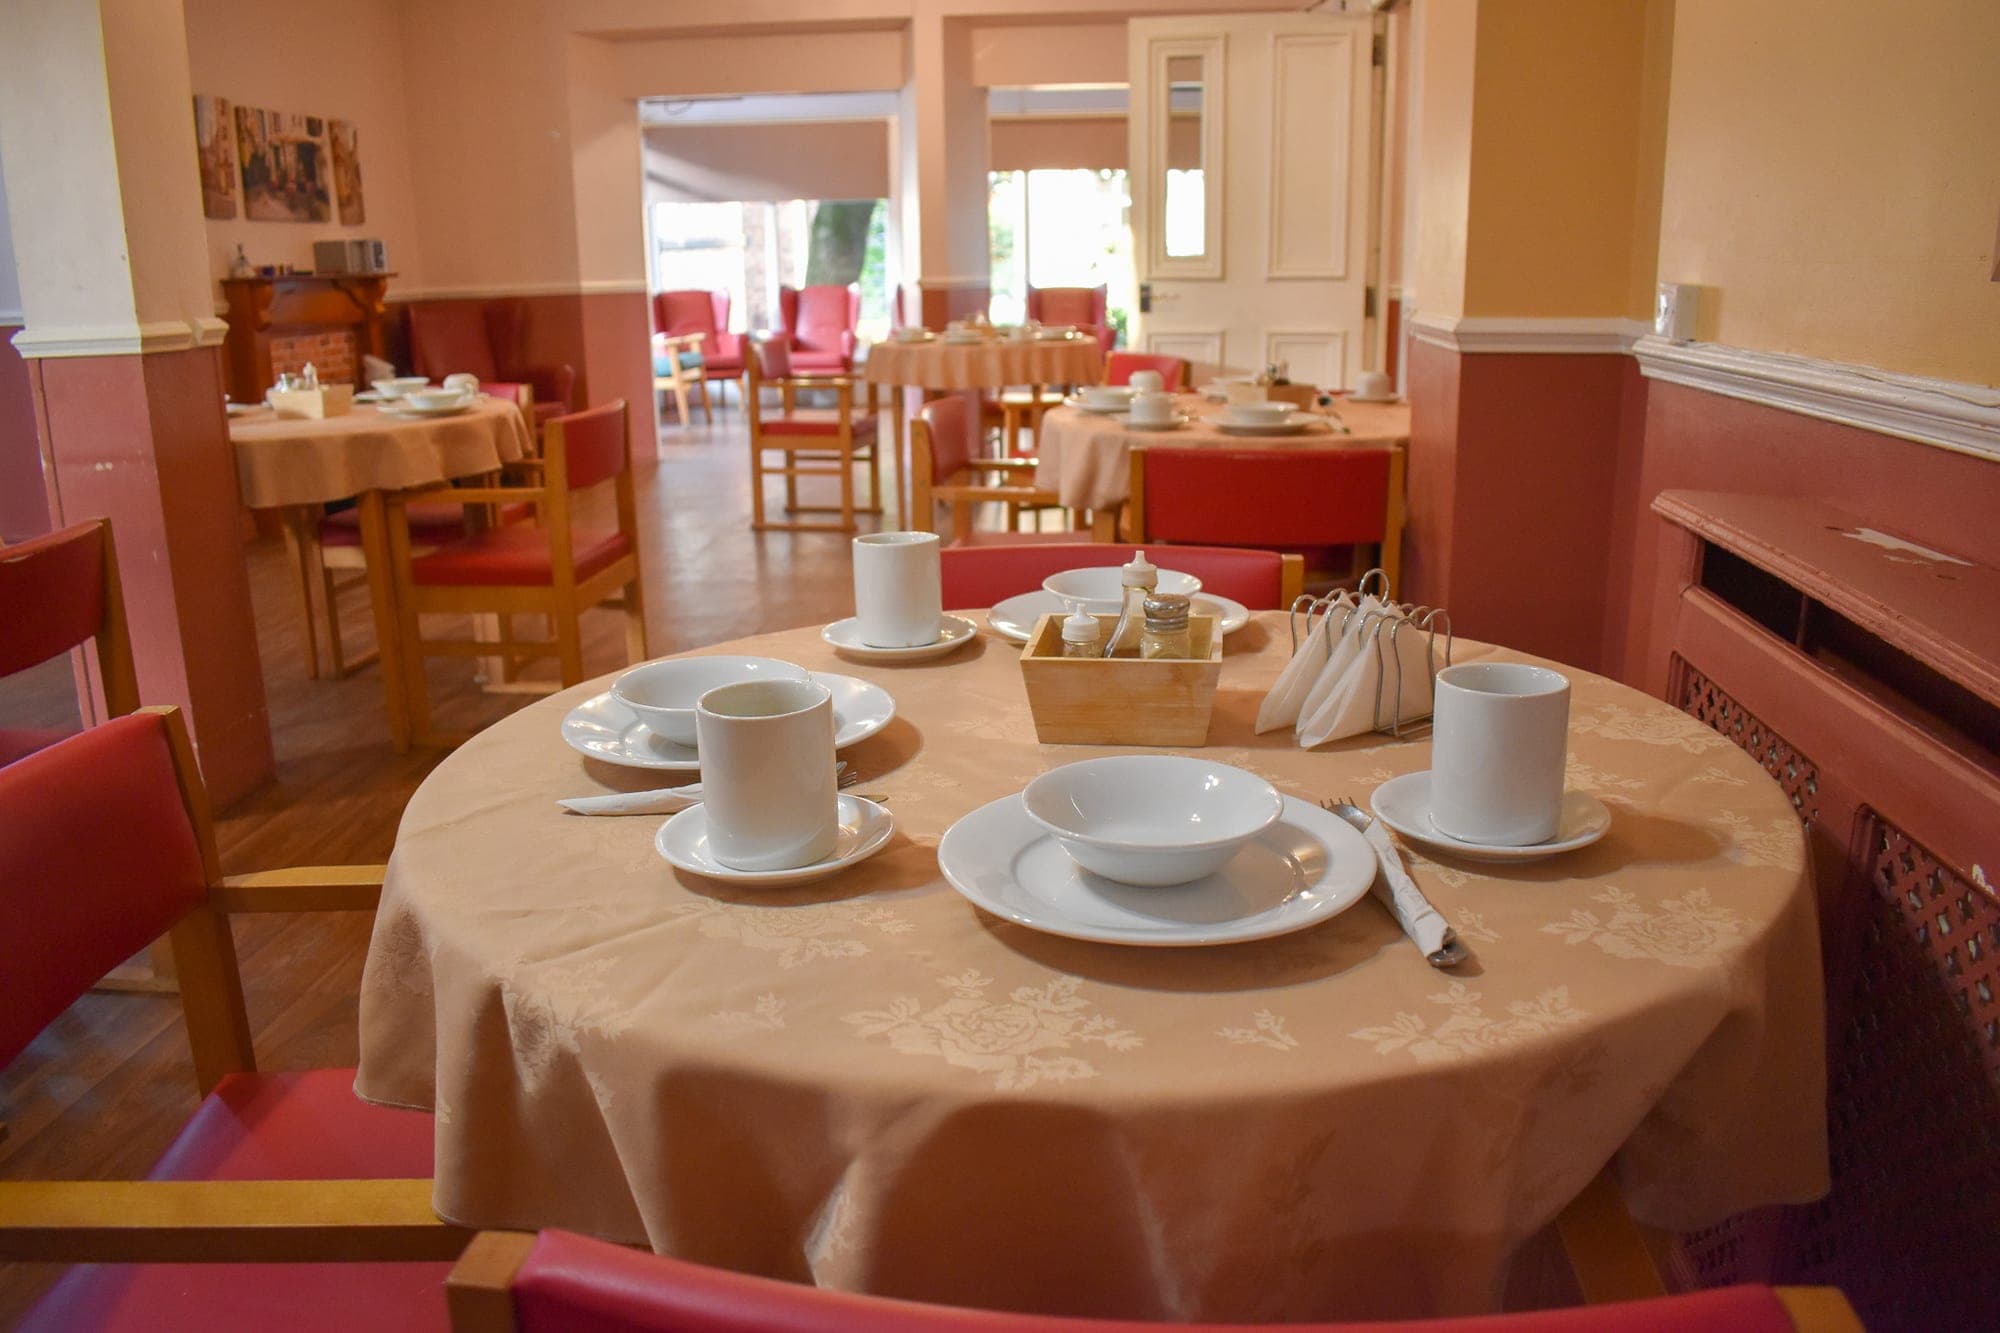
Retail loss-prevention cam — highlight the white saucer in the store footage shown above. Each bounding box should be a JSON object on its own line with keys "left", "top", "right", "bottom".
{"left": 937, "top": 793, "right": 1374, "bottom": 947}
{"left": 987, "top": 590, "right": 1250, "bottom": 644}
{"left": 352, "top": 390, "right": 387, "bottom": 403}
{"left": 562, "top": 671, "right": 894, "bottom": 770}
{"left": 1216, "top": 418, "right": 1314, "bottom": 436}
{"left": 656, "top": 794, "right": 894, "bottom": 886}
{"left": 1117, "top": 411, "right": 1191, "bottom": 432}
{"left": 821, "top": 614, "right": 978, "bottom": 662}
{"left": 380, "top": 401, "right": 473, "bottom": 419}
{"left": 1370, "top": 771, "right": 1611, "bottom": 863}
{"left": 1063, "top": 393, "right": 1134, "bottom": 414}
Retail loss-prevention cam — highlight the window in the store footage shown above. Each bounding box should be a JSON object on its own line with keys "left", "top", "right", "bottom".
{"left": 988, "top": 169, "right": 1134, "bottom": 342}
{"left": 648, "top": 199, "right": 889, "bottom": 341}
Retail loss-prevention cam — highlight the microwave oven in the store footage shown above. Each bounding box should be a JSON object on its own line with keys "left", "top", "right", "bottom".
{"left": 313, "top": 238, "right": 388, "bottom": 275}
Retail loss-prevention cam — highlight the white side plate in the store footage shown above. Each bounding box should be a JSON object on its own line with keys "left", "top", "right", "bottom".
{"left": 562, "top": 671, "right": 894, "bottom": 771}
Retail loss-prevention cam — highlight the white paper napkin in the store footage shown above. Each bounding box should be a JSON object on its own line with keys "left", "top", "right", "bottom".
{"left": 1294, "top": 596, "right": 1385, "bottom": 728}
{"left": 1297, "top": 613, "right": 1437, "bottom": 748}
{"left": 559, "top": 785, "right": 700, "bottom": 815}
{"left": 1358, "top": 817, "right": 1454, "bottom": 956}
{"left": 1255, "top": 595, "right": 1374, "bottom": 734}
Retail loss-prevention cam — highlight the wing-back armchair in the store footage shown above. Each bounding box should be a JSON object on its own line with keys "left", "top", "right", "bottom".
{"left": 1026, "top": 284, "right": 1115, "bottom": 352}
{"left": 778, "top": 284, "right": 861, "bottom": 373}
{"left": 406, "top": 302, "right": 574, "bottom": 426}
{"left": 653, "top": 291, "right": 745, "bottom": 378}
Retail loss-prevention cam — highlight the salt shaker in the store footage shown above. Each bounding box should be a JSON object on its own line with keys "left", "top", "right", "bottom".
{"left": 1060, "top": 606, "right": 1101, "bottom": 658}
{"left": 1139, "top": 592, "right": 1193, "bottom": 660}
{"left": 1101, "top": 549, "right": 1159, "bottom": 657}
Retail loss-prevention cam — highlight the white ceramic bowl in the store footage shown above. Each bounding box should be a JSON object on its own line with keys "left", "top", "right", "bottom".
{"left": 403, "top": 388, "right": 467, "bottom": 410}
{"left": 1221, "top": 401, "right": 1296, "bottom": 426}
{"left": 1022, "top": 756, "right": 1284, "bottom": 886}
{"left": 371, "top": 376, "right": 430, "bottom": 399}
{"left": 1077, "top": 386, "right": 1135, "bottom": 410}
{"left": 612, "top": 656, "right": 809, "bottom": 747}
{"left": 1041, "top": 564, "right": 1202, "bottom": 614}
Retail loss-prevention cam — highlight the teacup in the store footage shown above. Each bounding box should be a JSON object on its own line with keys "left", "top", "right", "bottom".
{"left": 1352, "top": 370, "right": 1396, "bottom": 401}
{"left": 695, "top": 679, "right": 839, "bottom": 871}
{"left": 1128, "top": 391, "right": 1175, "bottom": 426}
{"left": 1077, "top": 385, "right": 1134, "bottom": 411}
{"left": 1429, "top": 662, "right": 1571, "bottom": 845}
{"left": 1128, "top": 369, "right": 1166, "bottom": 395}
{"left": 442, "top": 373, "right": 481, "bottom": 399}
{"left": 852, "top": 531, "right": 943, "bottom": 648}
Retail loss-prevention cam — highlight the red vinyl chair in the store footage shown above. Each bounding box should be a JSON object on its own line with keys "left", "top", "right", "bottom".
{"left": 778, "top": 284, "right": 861, "bottom": 373}
{"left": 1128, "top": 446, "right": 1407, "bottom": 593}
{"left": 1027, "top": 284, "right": 1115, "bottom": 352}
{"left": 0, "top": 518, "right": 138, "bottom": 766}
{"left": 653, "top": 291, "right": 747, "bottom": 407}
{"left": 0, "top": 708, "right": 465, "bottom": 1332}
{"left": 911, "top": 395, "right": 1058, "bottom": 544}
{"left": 406, "top": 304, "right": 574, "bottom": 428}
{"left": 444, "top": 1229, "right": 1862, "bottom": 1333}
{"left": 941, "top": 541, "right": 1301, "bottom": 610}
{"left": 1104, "top": 352, "right": 1189, "bottom": 391}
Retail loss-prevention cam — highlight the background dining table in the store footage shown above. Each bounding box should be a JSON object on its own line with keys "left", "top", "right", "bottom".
{"left": 229, "top": 396, "right": 532, "bottom": 749}
{"left": 354, "top": 613, "right": 1827, "bottom": 1321}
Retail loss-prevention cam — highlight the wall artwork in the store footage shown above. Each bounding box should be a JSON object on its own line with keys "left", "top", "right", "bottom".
{"left": 193, "top": 94, "right": 236, "bottom": 220}
{"left": 235, "top": 106, "right": 332, "bottom": 222}
{"left": 330, "top": 118, "right": 365, "bottom": 225}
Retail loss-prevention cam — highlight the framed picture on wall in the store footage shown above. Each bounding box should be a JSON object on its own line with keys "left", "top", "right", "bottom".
{"left": 234, "top": 106, "right": 332, "bottom": 223}
{"left": 193, "top": 94, "right": 236, "bottom": 220}
{"left": 330, "top": 118, "right": 365, "bottom": 225}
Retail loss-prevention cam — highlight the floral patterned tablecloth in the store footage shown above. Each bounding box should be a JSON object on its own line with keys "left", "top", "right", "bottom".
{"left": 356, "top": 615, "right": 1826, "bottom": 1321}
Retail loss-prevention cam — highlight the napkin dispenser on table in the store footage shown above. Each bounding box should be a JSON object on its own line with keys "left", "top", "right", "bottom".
{"left": 1020, "top": 613, "right": 1222, "bottom": 746}
{"left": 1256, "top": 571, "right": 1451, "bottom": 747}
{"left": 267, "top": 384, "right": 355, "bottom": 419}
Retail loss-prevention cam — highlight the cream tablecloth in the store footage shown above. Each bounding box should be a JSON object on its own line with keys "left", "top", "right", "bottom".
{"left": 356, "top": 616, "right": 1825, "bottom": 1321}
{"left": 1037, "top": 395, "right": 1413, "bottom": 511}
{"left": 865, "top": 336, "right": 1104, "bottom": 390}
{"left": 229, "top": 398, "right": 532, "bottom": 510}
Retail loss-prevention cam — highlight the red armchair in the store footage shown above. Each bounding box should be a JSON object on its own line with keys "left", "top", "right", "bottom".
{"left": 778, "top": 283, "right": 861, "bottom": 373}
{"left": 1027, "top": 284, "right": 1115, "bottom": 352}
{"left": 406, "top": 303, "right": 574, "bottom": 427}
{"left": 653, "top": 290, "right": 747, "bottom": 406}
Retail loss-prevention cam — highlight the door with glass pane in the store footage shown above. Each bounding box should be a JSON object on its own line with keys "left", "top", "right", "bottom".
{"left": 1127, "top": 12, "right": 1374, "bottom": 388}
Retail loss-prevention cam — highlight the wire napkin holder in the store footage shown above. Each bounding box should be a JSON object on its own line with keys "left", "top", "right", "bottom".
{"left": 1286, "top": 569, "right": 1453, "bottom": 739}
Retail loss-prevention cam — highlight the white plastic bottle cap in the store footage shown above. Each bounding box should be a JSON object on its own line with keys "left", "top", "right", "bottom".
{"left": 1120, "top": 549, "right": 1157, "bottom": 587}
{"left": 1062, "top": 607, "right": 1100, "bottom": 644}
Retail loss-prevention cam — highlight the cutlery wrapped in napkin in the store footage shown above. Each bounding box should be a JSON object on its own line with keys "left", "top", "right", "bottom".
{"left": 559, "top": 784, "right": 703, "bottom": 816}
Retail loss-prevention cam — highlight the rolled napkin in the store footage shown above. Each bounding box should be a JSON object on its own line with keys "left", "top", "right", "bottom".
{"left": 1356, "top": 814, "right": 1455, "bottom": 958}
{"left": 559, "top": 784, "right": 701, "bottom": 816}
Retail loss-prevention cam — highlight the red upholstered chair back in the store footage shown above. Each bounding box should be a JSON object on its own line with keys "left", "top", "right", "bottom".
{"left": 498, "top": 1229, "right": 1815, "bottom": 1333}
{"left": 781, "top": 284, "right": 860, "bottom": 353}
{"left": 0, "top": 712, "right": 209, "bottom": 1068}
{"left": 407, "top": 304, "right": 501, "bottom": 382}
{"left": 753, "top": 334, "right": 796, "bottom": 380}
{"left": 0, "top": 521, "right": 111, "bottom": 678}
{"left": 919, "top": 394, "right": 974, "bottom": 481}
{"left": 1139, "top": 449, "right": 1392, "bottom": 548}
{"left": 941, "top": 542, "right": 1288, "bottom": 610}
{"left": 1105, "top": 353, "right": 1187, "bottom": 391}
{"left": 1028, "top": 285, "right": 1106, "bottom": 328}
{"left": 554, "top": 402, "right": 630, "bottom": 492}
{"left": 654, "top": 290, "right": 726, "bottom": 339}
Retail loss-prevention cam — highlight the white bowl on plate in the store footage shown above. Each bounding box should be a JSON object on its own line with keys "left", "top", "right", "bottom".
{"left": 1022, "top": 756, "right": 1284, "bottom": 887}
{"left": 402, "top": 387, "right": 469, "bottom": 410}
{"left": 1041, "top": 564, "right": 1202, "bottom": 614}
{"left": 1075, "top": 385, "right": 1134, "bottom": 411}
{"left": 371, "top": 376, "right": 430, "bottom": 399}
{"left": 1220, "top": 401, "right": 1296, "bottom": 427}
{"left": 611, "top": 656, "right": 809, "bottom": 747}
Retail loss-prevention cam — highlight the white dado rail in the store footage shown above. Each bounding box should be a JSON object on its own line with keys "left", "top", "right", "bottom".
{"left": 10, "top": 315, "right": 229, "bottom": 359}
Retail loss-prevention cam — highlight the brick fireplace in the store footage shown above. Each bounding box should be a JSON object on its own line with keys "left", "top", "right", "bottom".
{"left": 219, "top": 273, "right": 391, "bottom": 401}
{"left": 270, "top": 328, "right": 359, "bottom": 384}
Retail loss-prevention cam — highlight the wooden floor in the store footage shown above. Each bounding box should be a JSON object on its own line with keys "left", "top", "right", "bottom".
{"left": 0, "top": 406, "right": 917, "bottom": 1321}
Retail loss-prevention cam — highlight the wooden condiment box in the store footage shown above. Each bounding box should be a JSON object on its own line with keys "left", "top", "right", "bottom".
{"left": 268, "top": 384, "right": 354, "bottom": 419}
{"left": 1263, "top": 382, "right": 1318, "bottom": 409}
{"left": 1020, "top": 613, "right": 1222, "bottom": 746}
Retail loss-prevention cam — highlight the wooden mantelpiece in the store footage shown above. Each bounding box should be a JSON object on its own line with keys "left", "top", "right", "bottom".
{"left": 219, "top": 273, "right": 394, "bottom": 403}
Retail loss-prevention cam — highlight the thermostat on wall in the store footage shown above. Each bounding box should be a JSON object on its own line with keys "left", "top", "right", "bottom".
{"left": 1654, "top": 282, "right": 1699, "bottom": 343}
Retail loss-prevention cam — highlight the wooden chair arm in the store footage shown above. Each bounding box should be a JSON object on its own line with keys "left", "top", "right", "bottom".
{"left": 771, "top": 374, "right": 857, "bottom": 389}
{"left": 447, "top": 1230, "right": 539, "bottom": 1331}
{"left": 934, "top": 482, "right": 1058, "bottom": 505}
{"left": 659, "top": 332, "right": 704, "bottom": 352}
{"left": 0, "top": 1179, "right": 470, "bottom": 1263}
{"left": 213, "top": 865, "right": 386, "bottom": 913}
{"left": 970, "top": 458, "right": 1041, "bottom": 473}
{"left": 390, "top": 485, "right": 546, "bottom": 507}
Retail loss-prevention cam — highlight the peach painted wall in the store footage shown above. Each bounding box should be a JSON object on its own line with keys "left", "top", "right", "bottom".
{"left": 644, "top": 123, "right": 891, "bottom": 205}
{"left": 182, "top": 0, "right": 426, "bottom": 296}
{"left": 609, "top": 30, "right": 905, "bottom": 99}
{"left": 991, "top": 117, "right": 1126, "bottom": 173}
{"left": 970, "top": 22, "right": 1126, "bottom": 86}
{"left": 1408, "top": 0, "right": 1475, "bottom": 319}
{"left": 0, "top": 154, "right": 47, "bottom": 540}
{"left": 1657, "top": 0, "right": 2000, "bottom": 383}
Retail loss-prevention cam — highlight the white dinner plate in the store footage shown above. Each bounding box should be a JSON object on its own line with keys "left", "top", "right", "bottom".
{"left": 1062, "top": 393, "right": 1135, "bottom": 414}
{"left": 562, "top": 671, "right": 894, "bottom": 770}
{"left": 1215, "top": 418, "right": 1316, "bottom": 437}
{"left": 937, "top": 793, "right": 1375, "bottom": 947}
{"left": 821, "top": 614, "right": 978, "bottom": 662}
{"left": 380, "top": 401, "right": 473, "bottom": 419}
{"left": 1370, "top": 771, "right": 1612, "bottom": 863}
{"left": 986, "top": 591, "right": 1251, "bottom": 644}
{"left": 656, "top": 794, "right": 894, "bottom": 886}
{"left": 1116, "top": 411, "right": 1192, "bottom": 432}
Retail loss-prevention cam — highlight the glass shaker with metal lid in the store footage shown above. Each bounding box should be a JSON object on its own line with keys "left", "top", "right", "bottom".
{"left": 1139, "top": 591, "right": 1193, "bottom": 660}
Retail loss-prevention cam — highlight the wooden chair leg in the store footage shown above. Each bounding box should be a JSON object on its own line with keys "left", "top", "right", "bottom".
{"left": 623, "top": 576, "right": 649, "bottom": 663}
{"left": 698, "top": 375, "right": 712, "bottom": 424}
{"left": 839, "top": 448, "right": 856, "bottom": 532}
{"left": 284, "top": 516, "right": 323, "bottom": 680}
{"left": 749, "top": 443, "right": 766, "bottom": 528}
{"left": 396, "top": 599, "right": 433, "bottom": 746}
{"left": 554, "top": 607, "right": 585, "bottom": 686}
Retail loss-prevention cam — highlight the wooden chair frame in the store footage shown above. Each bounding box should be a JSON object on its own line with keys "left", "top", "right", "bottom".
{"left": 387, "top": 402, "right": 648, "bottom": 747}
{"left": 1125, "top": 443, "right": 1408, "bottom": 593}
{"left": 910, "top": 413, "right": 1067, "bottom": 542}
{"left": 652, "top": 331, "right": 711, "bottom": 426}
{"left": 0, "top": 704, "right": 467, "bottom": 1267}
{"left": 744, "top": 346, "right": 883, "bottom": 533}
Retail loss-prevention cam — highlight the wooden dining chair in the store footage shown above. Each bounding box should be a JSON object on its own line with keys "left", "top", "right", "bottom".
{"left": 654, "top": 290, "right": 746, "bottom": 410}
{"left": 744, "top": 334, "right": 882, "bottom": 533}
{"left": 387, "top": 400, "right": 648, "bottom": 745}
{"left": 911, "top": 395, "right": 1063, "bottom": 544}
{"left": 1127, "top": 445, "right": 1406, "bottom": 592}
{"left": 0, "top": 517, "right": 138, "bottom": 765}
{"left": 0, "top": 706, "right": 468, "bottom": 1331}
{"left": 1104, "top": 352, "right": 1191, "bottom": 391}
{"left": 653, "top": 330, "right": 711, "bottom": 425}
{"left": 444, "top": 1225, "right": 1863, "bottom": 1332}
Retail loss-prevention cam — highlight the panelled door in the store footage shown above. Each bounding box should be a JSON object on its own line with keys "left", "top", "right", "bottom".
{"left": 1127, "top": 11, "right": 1375, "bottom": 388}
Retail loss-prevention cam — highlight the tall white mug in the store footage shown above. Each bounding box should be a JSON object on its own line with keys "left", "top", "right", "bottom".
{"left": 694, "top": 679, "right": 839, "bottom": 871}
{"left": 1429, "top": 662, "right": 1571, "bottom": 846}
{"left": 852, "top": 531, "right": 942, "bottom": 648}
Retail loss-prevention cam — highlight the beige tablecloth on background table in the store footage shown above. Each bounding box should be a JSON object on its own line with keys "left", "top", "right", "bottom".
{"left": 864, "top": 336, "right": 1105, "bottom": 389}
{"left": 356, "top": 616, "right": 1825, "bottom": 1321}
{"left": 1037, "top": 395, "right": 1413, "bottom": 511}
{"left": 229, "top": 398, "right": 532, "bottom": 510}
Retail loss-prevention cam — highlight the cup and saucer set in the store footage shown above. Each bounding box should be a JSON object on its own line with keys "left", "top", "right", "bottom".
{"left": 822, "top": 532, "right": 979, "bottom": 662}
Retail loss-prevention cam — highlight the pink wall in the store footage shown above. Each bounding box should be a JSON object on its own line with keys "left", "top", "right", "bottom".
{"left": 0, "top": 327, "right": 50, "bottom": 540}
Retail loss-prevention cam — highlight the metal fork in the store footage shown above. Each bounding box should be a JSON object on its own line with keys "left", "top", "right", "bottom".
{"left": 1323, "top": 796, "right": 1468, "bottom": 968}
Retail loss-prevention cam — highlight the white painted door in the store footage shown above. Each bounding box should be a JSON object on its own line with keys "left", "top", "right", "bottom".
{"left": 1127, "top": 11, "right": 1375, "bottom": 389}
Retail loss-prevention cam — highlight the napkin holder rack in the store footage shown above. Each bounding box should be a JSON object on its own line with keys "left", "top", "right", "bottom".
{"left": 1020, "top": 613, "right": 1222, "bottom": 746}
{"left": 1287, "top": 570, "right": 1453, "bottom": 741}
{"left": 267, "top": 384, "right": 354, "bottom": 419}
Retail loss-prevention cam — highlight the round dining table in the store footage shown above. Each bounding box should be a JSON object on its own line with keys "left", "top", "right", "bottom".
{"left": 355, "top": 614, "right": 1826, "bottom": 1322}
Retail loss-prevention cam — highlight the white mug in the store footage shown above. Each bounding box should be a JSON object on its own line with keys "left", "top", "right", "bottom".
{"left": 442, "top": 372, "right": 480, "bottom": 401}
{"left": 1129, "top": 391, "right": 1173, "bottom": 425}
{"left": 695, "top": 678, "right": 839, "bottom": 871}
{"left": 1353, "top": 370, "right": 1394, "bottom": 400}
{"left": 1128, "top": 369, "right": 1165, "bottom": 395}
{"left": 852, "top": 531, "right": 942, "bottom": 648}
{"left": 1429, "top": 662, "right": 1571, "bottom": 846}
